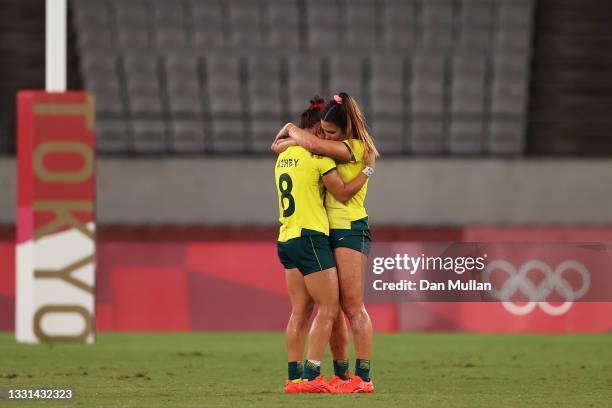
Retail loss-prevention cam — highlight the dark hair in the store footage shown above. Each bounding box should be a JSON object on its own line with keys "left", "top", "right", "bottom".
{"left": 298, "top": 95, "right": 325, "bottom": 129}
{"left": 321, "top": 92, "right": 379, "bottom": 157}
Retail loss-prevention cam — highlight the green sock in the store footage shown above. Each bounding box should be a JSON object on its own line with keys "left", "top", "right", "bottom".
{"left": 302, "top": 360, "right": 321, "bottom": 381}
{"left": 333, "top": 359, "right": 349, "bottom": 380}
{"left": 355, "top": 359, "right": 371, "bottom": 382}
{"left": 288, "top": 361, "right": 302, "bottom": 381}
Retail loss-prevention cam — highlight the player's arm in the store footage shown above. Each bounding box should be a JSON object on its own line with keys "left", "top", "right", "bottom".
{"left": 271, "top": 138, "right": 297, "bottom": 154}
{"left": 284, "top": 123, "right": 353, "bottom": 162}
{"left": 322, "top": 149, "right": 375, "bottom": 203}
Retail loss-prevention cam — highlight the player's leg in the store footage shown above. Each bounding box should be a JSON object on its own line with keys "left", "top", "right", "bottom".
{"left": 303, "top": 266, "right": 339, "bottom": 363}
{"left": 335, "top": 247, "right": 374, "bottom": 388}
{"left": 278, "top": 241, "right": 313, "bottom": 392}
{"left": 284, "top": 267, "right": 313, "bottom": 379}
{"left": 329, "top": 311, "right": 350, "bottom": 382}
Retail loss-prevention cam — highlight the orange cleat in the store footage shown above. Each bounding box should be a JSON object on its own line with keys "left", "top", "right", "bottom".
{"left": 327, "top": 375, "right": 348, "bottom": 391}
{"left": 360, "top": 379, "right": 375, "bottom": 393}
{"left": 298, "top": 375, "right": 336, "bottom": 393}
{"left": 335, "top": 372, "right": 375, "bottom": 394}
{"left": 284, "top": 379, "right": 301, "bottom": 394}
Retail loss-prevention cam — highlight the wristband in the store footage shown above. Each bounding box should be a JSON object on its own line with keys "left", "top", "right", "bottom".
{"left": 362, "top": 166, "right": 374, "bottom": 177}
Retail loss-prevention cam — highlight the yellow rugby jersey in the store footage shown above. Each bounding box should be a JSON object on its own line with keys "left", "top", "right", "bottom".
{"left": 275, "top": 146, "right": 337, "bottom": 242}
{"left": 325, "top": 138, "right": 369, "bottom": 229}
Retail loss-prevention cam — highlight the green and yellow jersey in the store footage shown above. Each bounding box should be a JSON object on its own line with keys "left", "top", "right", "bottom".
{"left": 325, "top": 138, "right": 369, "bottom": 230}
{"left": 275, "top": 146, "right": 337, "bottom": 242}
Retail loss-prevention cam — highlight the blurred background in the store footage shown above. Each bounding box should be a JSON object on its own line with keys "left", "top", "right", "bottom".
{"left": 1, "top": 0, "right": 612, "bottom": 333}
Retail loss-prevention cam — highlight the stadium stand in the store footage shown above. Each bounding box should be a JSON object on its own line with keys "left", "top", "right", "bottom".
{"left": 2, "top": 0, "right": 536, "bottom": 156}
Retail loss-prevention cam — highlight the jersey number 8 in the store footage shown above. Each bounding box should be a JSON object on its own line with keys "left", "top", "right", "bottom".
{"left": 278, "top": 173, "right": 295, "bottom": 217}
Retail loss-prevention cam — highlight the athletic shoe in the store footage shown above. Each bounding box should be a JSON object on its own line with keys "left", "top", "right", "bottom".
{"left": 284, "top": 379, "right": 301, "bottom": 394}
{"left": 360, "top": 379, "right": 375, "bottom": 393}
{"left": 327, "top": 375, "right": 348, "bottom": 391}
{"left": 298, "top": 375, "right": 336, "bottom": 393}
{"left": 336, "top": 372, "right": 375, "bottom": 394}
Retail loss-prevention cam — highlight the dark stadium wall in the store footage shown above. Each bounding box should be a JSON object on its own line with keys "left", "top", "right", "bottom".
{"left": 2, "top": 227, "right": 612, "bottom": 333}
{"left": 2, "top": 157, "right": 612, "bottom": 225}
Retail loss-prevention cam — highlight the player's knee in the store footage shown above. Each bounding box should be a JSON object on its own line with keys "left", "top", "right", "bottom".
{"left": 291, "top": 303, "right": 314, "bottom": 325}
{"left": 317, "top": 302, "right": 339, "bottom": 321}
{"left": 341, "top": 300, "right": 366, "bottom": 321}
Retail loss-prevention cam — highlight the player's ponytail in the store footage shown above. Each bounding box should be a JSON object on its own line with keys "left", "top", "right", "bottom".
{"left": 298, "top": 95, "right": 325, "bottom": 129}
{"left": 322, "top": 92, "right": 380, "bottom": 157}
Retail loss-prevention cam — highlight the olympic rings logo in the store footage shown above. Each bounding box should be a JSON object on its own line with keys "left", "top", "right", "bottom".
{"left": 482, "top": 260, "right": 591, "bottom": 316}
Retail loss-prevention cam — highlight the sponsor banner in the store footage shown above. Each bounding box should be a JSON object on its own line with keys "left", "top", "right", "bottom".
{"left": 366, "top": 243, "right": 612, "bottom": 304}
{"left": 0, "top": 229, "right": 610, "bottom": 332}
{"left": 16, "top": 91, "right": 96, "bottom": 343}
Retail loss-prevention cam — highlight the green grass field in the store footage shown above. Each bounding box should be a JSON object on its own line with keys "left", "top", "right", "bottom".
{"left": 1, "top": 332, "right": 611, "bottom": 407}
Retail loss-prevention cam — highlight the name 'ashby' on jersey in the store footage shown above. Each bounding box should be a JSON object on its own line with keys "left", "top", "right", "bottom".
{"left": 276, "top": 158, "right": 300, "bottom": 168}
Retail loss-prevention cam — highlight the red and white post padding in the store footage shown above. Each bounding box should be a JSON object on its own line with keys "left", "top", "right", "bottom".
{"left": 16, "top": 91, "right": 96, "bottom": 343}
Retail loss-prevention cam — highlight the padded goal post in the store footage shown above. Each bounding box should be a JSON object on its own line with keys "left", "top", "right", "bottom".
{"left": 16, "top": 91, "right": 96, "bottom": 343}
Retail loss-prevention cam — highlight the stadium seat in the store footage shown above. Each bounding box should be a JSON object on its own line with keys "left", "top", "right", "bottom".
{"left": 287, "top": 55, "right": 324, "bottom": 116}
{"left": 370, "top": 56, "right": 404, "bottom": 116}
{"left": 113, "top": 1, "right": 148, "bottom": 26}
{"left": 168, "top": 94, "right": 202, "bottom": 116}
{"left": 206, "top": 54, "right": 242, "bottom": 115}
{"left": 155, "top": 26, "right": 189, "bottom": 50}
{"left": 496, "top": 27, "right": 532, "bottom": 51}
{"left": 410, "top": 119, "right": 445, "bottom": 154}
{"left": 346, "top": 0, "right": 377, "bottom": 48}
{"left": 488, "top": 119, "right": 525, "bottom": 155}
{"left": 451, "top": 53, "right": 486, "bottom": 115}
{"left": 371, "top": 119, "right": 404, "bottom": 154}
{"left": 228, "top": 0, "right": 263, "bottom": 47}
{"left": 92, "top": 90, "right": 124, "bottom": 116}
{"left": 267, "top": 26, "right": 300, "bottom": 48}
{"left": 423, "top": 0, "right": 453, "bottom": 25}
{"left": 210, "top": 118, "right": 245, "bottom": 153}
{"left": 498, "top": 0, "right": 534, "bottom": 27}
{"left": 132, "top": 119, "right": 168, "bottom": 153}
{"left": 171, "top": 119, "right": 207, "bottom": 153}
{"left": 129, "top": 95, "right": 164, "bottom": 116}
{"left": 460, "top": 0, "right": 494, "bottom": 27}
{"left": 77, "top": 27, "right": 113, "bottom": 50}
{"left": 73, "top": 1, "right": 110, "bottom": 28}
{"left": 422, "top": 25, "right": 453, "bottom": 50}
{"left": 449, "top": 119, "right": 484, "bottom": 154}
{"left": 96, "top": 119, "right": 129, "bottom": 154}
{"left": 329, "top": 55, "right": 365, "bottom": 103}
{"left": 459, "top": 25, "right": 492, "bottom": 50}
{"left": 491, "top": 66, "right": 528, "bottom": 115}
{"left": 382, "top": 0, "right": 416, "bottom": 49}
{"left": 193, "top": 25, "right": 225, "bottom": 48}
{"left": 205, "top": 54, "right": 245, "bottom": 153}
{"left": 165, "top": 56, "right": 201, "bottom": 116}
{"left": 306, "top": 0, "right": 341, "bottom": 49}
{"left": 265, "top": 0, "right": 300, "bottom": 47}
{"left": 153, "top": 1, "right": 186, "bottom": 26}
{"left": 191, "top": 0, "right": 225, "bottom": 25}
{"left": 411, "top": 53, "right": 446, "bottom": 115}
{"left": 267, "top": 0, "right": 299, "bottom": 25}
{"left": 248, "top": 56, "right": 284, "bottom": 152}
{"left": 85, "top": 75, "right": 121, "bottom": 98}
{"left": 68, "top": 0, "right": 535, "bottom": 156}
{"left": 116, "top": 26, "right": 150, "bottom": 50}
{"left": 80, "top": 50, "right": 116, "bottom": 78}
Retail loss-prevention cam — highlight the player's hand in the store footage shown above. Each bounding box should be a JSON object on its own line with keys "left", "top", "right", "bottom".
{"left": 364, "top": 147, "right": 376, "bottom": 169}
{"left": 273, "top": 123, "right": 293, "bottom": 145}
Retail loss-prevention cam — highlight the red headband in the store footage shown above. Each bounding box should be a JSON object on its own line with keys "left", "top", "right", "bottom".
{"left": 311, "top": 102, "right": 326, "bottom": 109}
